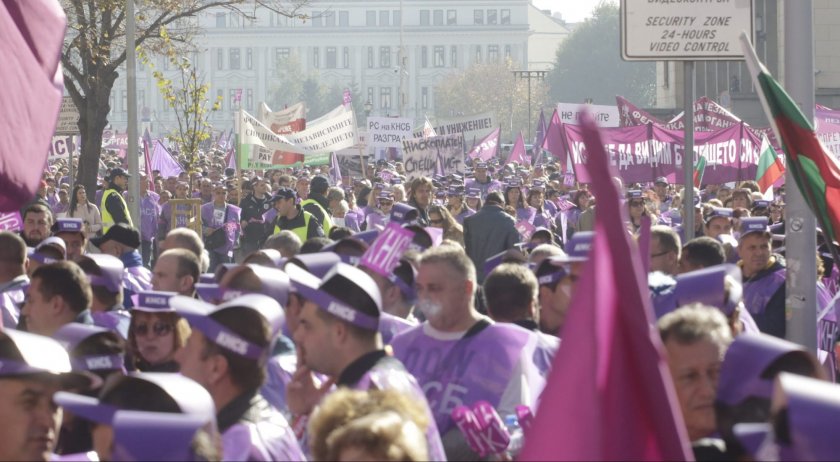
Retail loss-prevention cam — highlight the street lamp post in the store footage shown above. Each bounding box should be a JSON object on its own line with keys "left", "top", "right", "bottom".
{"left": 512, "top": 70, "right": 547, "bottom": 141}
{"left": 364, "top": 98, "right": 373, "bottom": 121}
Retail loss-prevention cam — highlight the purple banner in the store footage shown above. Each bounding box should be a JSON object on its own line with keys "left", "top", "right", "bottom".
{"left": 0, "top": 212, "right": 22, "bottom": 232}
{"left": 563, "top": 123, "right": 762, "bottom": 184}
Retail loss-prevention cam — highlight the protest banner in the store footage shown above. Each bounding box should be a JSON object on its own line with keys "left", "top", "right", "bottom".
{"left": 563, "top": 123, "right": 764, "bottom": 184}
{"left": 260, "top": 101, "right": 306, "bottom": 134}
{"left": 286, "top": 104, "right": 358, "bottom": 155}
{"left": 557, "top": 103, "right": 620, "bottom": 128}
{"left": 430, "top": 112, "right": 496, "bottom": 141}
{"left": 237, "top": 109, "right": 325, "bottom": 170}
{"left": 360, "top": 223, "right": 415, "bottom": 277}
{"left": 368, "top": 117, "right": 413, "bottom": 148}
{"left": 47, "top": 135, "right": 79, "bottom": 159}
{"left": 402, "top": 133, "right": 465, "bottom": 180}
{"left": 0, "top": 212, "right": 22, "bottom": 232}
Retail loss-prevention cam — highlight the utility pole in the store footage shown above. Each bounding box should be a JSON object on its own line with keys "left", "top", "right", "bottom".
{"left": 512, "top": 70, "right": 546, "bottom": 141}
{"left": 126, "top": 0, "right": 140, "bottom": 224}
{"left": 398, "top": 0, "right": 406, "bottom": 117}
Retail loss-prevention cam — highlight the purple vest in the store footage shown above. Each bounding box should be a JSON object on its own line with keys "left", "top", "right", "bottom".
{"left": 391, "top": 323, "right": 538, "bottom": 435}
{"left": 532, "top": 209, "right": 553, "bottom": 230}
{"left": 123, "top": 266, "right": 152, "bottom": 294}
{"left": 201, "top": 202, "right": 242, "bottom": 255}
{"left": 261, "top": 353, "right": 296, "bottom": 416}
{"left": 465, "top": 179, "right": 503, "bottom": 199}
{"left": 139, "top": 192, "right": 160, "bottom": 241}
{"left": 378, "top": 312, "right": 417, "bottom": 345}
{"left": 343, "top": 211, "right": 362, "bottom": 233}
{"left": 516, "top": 207, "right": 536, "bottom": 224}
{"left": 351, "top": 355, "right": 447, "bottom": 461}
{"left": 532, "top": 331, "right": 559, "bottom": 378}
{"left": 221, "top": 408, "right": 304, "bottom": 461}
{"left": 743, "top": 269, "right": 786, "bottom": 317}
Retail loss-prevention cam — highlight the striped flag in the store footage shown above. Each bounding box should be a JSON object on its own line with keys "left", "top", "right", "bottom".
{"left": 693, "top": 156, "right": 706, "bottom": 188}
{"left": 755, "top": 134, "right": 785, "bottom": 193}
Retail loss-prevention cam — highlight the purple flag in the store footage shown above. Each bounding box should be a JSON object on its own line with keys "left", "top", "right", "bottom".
{"left": 533, "top": 109, "right": 547, "bottom": 165}
{"left": 519, "top": 111, "right": 692, "bottom": 461}
{"left": 343, "top": 88, "right": 352, "bottom": 107}
{"left": 542, "top": 109, "right": 566, "bottom": 171}
{"left": 468, "top": 127, "right": 500, "bottom": 161}
{"left": 506, "top": 132, "right": 528, "bottom": 165}
{"left": 0, "top": 0, "right": 66, "bottom": 212}
{"left": 330, "top": 152, "right": 342, "bottom": 185}
{"left": 151, "top": 140, "right": 183, "bottom": 178}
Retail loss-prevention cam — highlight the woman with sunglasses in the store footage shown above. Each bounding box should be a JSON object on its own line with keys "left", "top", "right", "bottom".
{"left": 626, "top": 190, "right": 650, "bottom": 234}
{"left": 428, "top": 204, "right": 464, "bottom": 247}
{"left": 128, "top": 293, "right": 191, "bottom": 372}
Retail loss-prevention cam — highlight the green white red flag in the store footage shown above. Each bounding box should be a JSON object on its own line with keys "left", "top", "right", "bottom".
{"left": 742, "top": 33, "right": 840, "bottom": 245}
{"left": 755, "top": 134, "right": 785, "bottom": 193}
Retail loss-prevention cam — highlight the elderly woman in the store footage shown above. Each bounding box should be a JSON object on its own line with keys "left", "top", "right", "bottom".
{"left": 127, "top": 292, "right": 191, "bottom": 372}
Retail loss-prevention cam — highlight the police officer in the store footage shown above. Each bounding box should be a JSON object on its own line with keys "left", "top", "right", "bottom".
{"left": 100, "top": 168, "right": 133, "bottom": 234}
{"left": 268, "top": 188, "right": 324, "bottom": 243}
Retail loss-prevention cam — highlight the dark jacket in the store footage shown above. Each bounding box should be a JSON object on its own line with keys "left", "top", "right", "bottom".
{"left": 742, "top": 254, "right": 786, "bottom": 338}
{"left": 464, "top": 204, "right": 519, "bottom": 282}
{"left": 104, "top": 183, "right": 131, "bottom": 226}
{"left": 239, "top": 193, "right": 272, "bottom": 244}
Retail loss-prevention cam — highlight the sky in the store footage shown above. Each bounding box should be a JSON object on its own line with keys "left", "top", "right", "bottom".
{"left": 531, "top": 0, "right": 617, "bottom": 23}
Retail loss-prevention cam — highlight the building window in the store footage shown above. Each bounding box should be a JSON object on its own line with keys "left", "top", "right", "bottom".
{"left": 487, "top": 10, "right": 497, "bottom": 25}
{"left": 342, "top": 47, "right": 350, "bottom": 68}
{"left": 366, "top": 10, "right": 376, "bottom": 26}
{"left": 215, "top": 12, "right": 226, "bottom": 27}
{"left": 230, "top": 48, "right": 240, "bottom": 70}
{"left": 474, "top": 10, "right": 484, "bottom": 25}
{"left": 434, "top": 46, "right": 444, "bottom": 67}
{"left": 246, "top": 89, "right": 253, "bottom": 110}
{"left": 121, "top": 90, "right": 127, "bottom": 112}
{"left": 393, "top": 10, "right": 401, "bottom": 26}
{"left": 475, "top": 46, "right": 482, "bottom": 64}
{"left": 367, "top": 47, "right": 375, "bottom": 68}
{"left": 325, "top": 11, "right": 336, "bottom": 27}
{"left": 246, "top": 48, "right": 253, "bottom": 70}
{"left": 313, "top": 47, "right": 320, "bottom": 68}
{"left": 380, "top": 87, "right": 392, "bottom": 110}
{"left": 488, "top": 45, "right": 499, "bottom": 62}
{"left": 420, "top": 10, "right": 430, "bottom": 26}
{"left": 312, "top": 12, "right": 323, "bottom": 27}
{"left": 275, "top": 47, "right": 290, "bottom": 66}
{"left": 447, "top": 10, "right": 457, "bottom": 25}
{"left": 501, "top": 9, "right": 511, "bottom": 25}
{"left": 339, "top": 11, "right": 349, "bottom": 27}
{"left": 450, "top": 46, "right": 458, "bottom": 68}
{"left": 230, "top": 13, "right": 240, "bottom": 28}
{"left": 504, "top": 45, "right": 512, "bottom": 58}
{"left": 216, "top": 48, "right": 223, "bottom": 70}
{"left": 421, "top": 46, "right": 428, "bottom": 68}
{"left": 379, "top": 46, "right": 391, "bottom": 68}
{"left": 326, "top": 47, "right": 337, "bottom": 68}
{"left": 380, "top": 10, "right": 389, "bottom": 26}
{"left": 421, "top": 87, "right": 429, "bottom": 109}
{"left": 367, "top": 87, "right": 374, "bottom": 108}
{"left": 433, "top": 10, "right": 443, "bottom": 26}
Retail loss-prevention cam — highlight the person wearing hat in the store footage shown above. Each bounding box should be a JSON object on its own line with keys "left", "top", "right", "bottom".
{"left": 390, "top": 246, "right": 541, "bottom": 459}
{"left": 90, "top": 224, "right": 152, "bottom": 304}
{"left": 100, "top": 168, "right": 133, "bottom": 234}
{"left": 126, "top": 291, "right": 189, "bottom": 372}
{"left": 300, "top": 175, "right": 334, "bottom": 238}
{"left": 0, "top": 328, "right": 88, "bottom": 461}
{"left": 239, "top": 177, "right": 273, "bottom": 256}
{"left": 657, "top": 305, "right": 734, "bottom": 460}
{"left": 446, "top": 186, "right": 474, "bottom": 225}
{"left": 75, "top": 255, "right": 131, "bottom": 338}
{"left": 654, "top": 176, "right": 672, "bottom": 213}
{"left": 54, "top": 372, "right": 219, "bottom": 461}
{"left": 27, "top": 236, "right": 67, "bottom": 277}
{"left": 365, "top": 190, "right": 394, "bottom": 231}
{"left": 284, "top": 262, "right": 446, "bottom": 460}
{"left": 737, "top": 217, "right": 786, "bottom": 338}
{"left": 172, "top": 294, "right": 305, "bottom": 461}
{"left": 138, "top": 173, "right": 161, "bottom": 269}
{"left": 53, "top": 218, "right": 88, "bottom": 260}
{"left": 201, "top": 183, "right": 241, "bottom": 271}
{"left": 465, "top": 161, "right": 503, "bottom": 199}
{"left": 0, "top": 232, "right": 30, "bottom": 327}
{"left": 534, "top": 233, "right": 592, "bottom": 336}
{"left": 704, "top": 207, "right": 734, "bottom": 240}
{"left": 269, "top": 187, "right": 324, "bottom": 244}
{"left": 463, "top": 191, "right": 520, "bottom": 283}
{"left": 23, "top": 261, "right": 94, "bottom": 335}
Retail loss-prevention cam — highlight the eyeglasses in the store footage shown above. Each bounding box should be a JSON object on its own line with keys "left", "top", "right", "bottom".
{"left": 133, "top": 322, "right": 174, "bottom": 337}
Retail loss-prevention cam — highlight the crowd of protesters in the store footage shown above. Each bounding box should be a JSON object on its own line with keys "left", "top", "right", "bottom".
{"left": 0, "top": 145, "right": 838, "bottom": 461}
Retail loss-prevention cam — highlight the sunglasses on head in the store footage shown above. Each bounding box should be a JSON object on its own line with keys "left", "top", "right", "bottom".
{"left": 133, "top": 322, "right": 173, "bottom": 337}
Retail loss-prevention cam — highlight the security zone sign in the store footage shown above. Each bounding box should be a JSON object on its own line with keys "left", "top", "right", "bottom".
{"left": 621, "top": 0, "right": 754, "bottom": 61}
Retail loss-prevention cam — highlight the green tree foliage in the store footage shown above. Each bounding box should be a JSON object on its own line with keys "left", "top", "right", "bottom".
{"left": 547, "top": 3, "right": 655, "bottom": 106}
{"left": 434, "top": 59, "right": 549, "bottom": 143}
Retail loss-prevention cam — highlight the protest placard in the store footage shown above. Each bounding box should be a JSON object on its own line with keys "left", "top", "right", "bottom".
{"left": 368, "top": 117, "right": 413, "bottom": 148}
{"left": 402, "top": 133, "right": 465, "bottom": 180}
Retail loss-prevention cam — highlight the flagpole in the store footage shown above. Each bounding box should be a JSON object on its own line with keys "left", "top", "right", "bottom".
{"left": 682, "top": 62, "right": 695, "bottom": 240}
{"left": 784, "top": 1, "right": 817, "bottom": 349}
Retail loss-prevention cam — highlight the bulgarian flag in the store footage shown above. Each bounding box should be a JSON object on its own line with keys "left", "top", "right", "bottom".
{"left": 755, "top": 134, "right": 785, "bottom": 193}
{"left": 693, "top": 156, "right": 706, "bottom": 188}
{"left": 742, "top": 33, "right": 840, "bottom": 245}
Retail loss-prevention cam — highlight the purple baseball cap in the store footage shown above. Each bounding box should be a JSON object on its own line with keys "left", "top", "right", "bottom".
{"left": 717, "top": 333, "right": 817, "bottom": 406}
{"left": 626, "top": 189, "right": 643, "bottom": 199}
{"left": 674, "top": 264, "right": 742, "bottom": 316}
{"left": 738, "top": 217, "right": 771, "bottom": 240}
{"left": 535, "top": 255, "right": 571, "bottom": 287}
{"left": 111, "top": 411, "right": 211, "bottom": 461}
{"left": 81, "top": 254, "right": 125, "bottom": 293}
{"left": 52, "top": 218, "right": 85, "bottom": 235}
{"left": 171, "top": 294, "right": 284, "bottom": 362}
{"left": 705, "top": 207, "right": 734, "bottom": 224}
{"left": 466, "top": 189, "right": 481, "bottom": 199}
{"left": 54, "top": 372, "right": 215, "bottom": 426}
{"left": 132, "top": 291, "right": 177, "bottom": 313}
{"left": 215, "top": 264, "right": 291, "bottom": 304}
{"left": 285, "top": 252, "right": 342, "bottom": 278}
{"left": 53, "top": 323, "right": 125, "bottom": 375}
{"left": 390, "top": 203, "right": 419, "bottom": 224}
{"left": 29, "top": 236, "right": 67, "bottom": 264}
{"left": 648, "top": 272, "right": 678, "bottom": 319}
{"left": 286, "top": 262, "right": 382, "bottom": 331}
{"left": 0, "top": 328, "right": 73, "bottom": 377}
{"left": 563, "top": 231, "right": 594, "bottom": 260}
{"left": 776, "top": 373, "right": 840, "bottom": 460}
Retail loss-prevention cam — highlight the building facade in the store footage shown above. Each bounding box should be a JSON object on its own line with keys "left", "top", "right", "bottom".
{"left": 108, "top": 0, "right": 547, "bottom": 136}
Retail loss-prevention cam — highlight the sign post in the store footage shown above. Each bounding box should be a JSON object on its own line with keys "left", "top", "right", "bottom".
{"left": 620, "top": 0, "right": 753, "bottom": 240}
